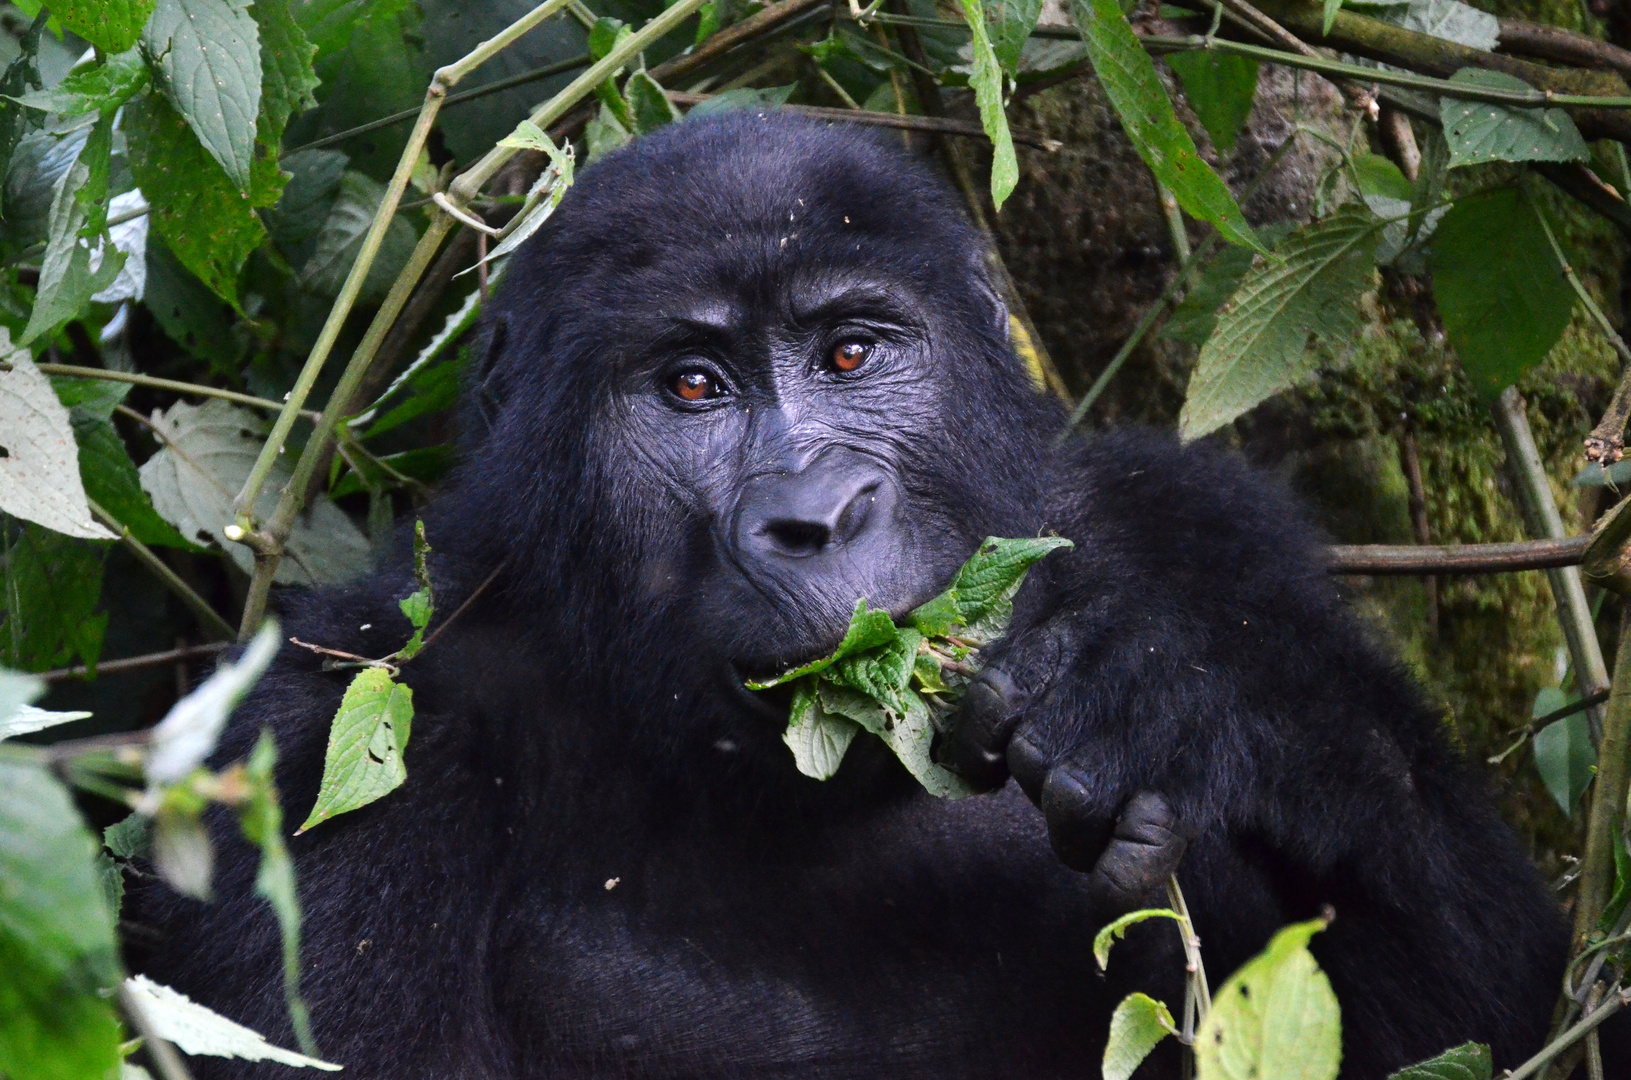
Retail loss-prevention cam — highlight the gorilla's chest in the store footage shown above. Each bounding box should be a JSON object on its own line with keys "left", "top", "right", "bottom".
{"left": 498, "top": 786, "right": 1178, "bottom": 1077}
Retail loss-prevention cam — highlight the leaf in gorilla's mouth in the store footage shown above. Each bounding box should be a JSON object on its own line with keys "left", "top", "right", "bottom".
{"left": 745, "top": 536, "right": 1073, "bottom": 798}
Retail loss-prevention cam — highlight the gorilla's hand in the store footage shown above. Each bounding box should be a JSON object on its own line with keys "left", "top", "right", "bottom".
{"left": 940, "top": 667, "right": 1188, "bottom": 913}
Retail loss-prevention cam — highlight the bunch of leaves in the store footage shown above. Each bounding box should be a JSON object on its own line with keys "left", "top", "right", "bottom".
{"left": 0, "top": 622, "right": 340, "bottom": 1079}
{"left": 748, "top": 536, "right": 1070, "bottom": 796}
{"left": 296, "top": 520, "right": 435, "bottom": 834}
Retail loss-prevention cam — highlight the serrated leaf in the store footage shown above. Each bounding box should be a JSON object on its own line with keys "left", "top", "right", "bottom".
{"left": 297, "top": 170, "right": 417, "bottom": 303}
{"left": 126, "top": 93, "right": 265, "bottom": 305}
{"left": 949, "top": 535, "right": 1074, "bottom": 630}
{"left": 298, "top": 666, "right": 414, "bottom": 832}
{"left": 1195, "top": 918, "right": 1341, "bottom": 1080}
{"left": 1440, "top": 70, "right": 1588, "bottom": 168}
{"left": 22, "top": 147, "right": 124, "bottom": 346}
{"left": 625, "top": 71, "right": 681, "bottom": 135}
{"left": 0, "top": 522, "right": 109, "bottom": 672}
{"left": 252, "top": 0, "right": 319, "bottom": 147}
{"left": 0, "top": 760, "right": 123, "bottom": 1080}
{"left": 137, "top": 399, "right": 371, "bottom": 585}
{"left": 47, "top": 0, "right": 157, "bottom": 53}
{"left": 12, "top": 48, "right": 150, "bottom": 117}
{"left": 1104, "top": 992, "right": 1178, "bottom": 1080}
{"left": 1166, "top": 51, "right": 1258, "bottom": 155}
{"left": 1180, "top": 205, "right": 1379, "bottom": 439}
{"left": 0, "top": 334, "right": 115, "bottom": 539}
{"left": 987, "top": 0, "right": 1044, "bottom": 75}
{"left": 71, "top": 414, "right": 194, "bottom": 549}
{"left": 104, "top": 814, "right": 150, "bottom": 861}
{"left": 907, "top": 591, "right": 962, "bottom": 638}
{"left": 1161, "top": 243, "right": 1258, "bottom": 346}
{"left": 1386, "top": 1043, "right": 1491, "bottom": 1080}
{"left": 956, "top": 0, "right": 1019, "bottom": 210}
{"left": 142, "top": 0, "right": 262, "bottom": 192}
{"left": 782, "top": 678, "right": 860, "bottom": 780}
{"left": 828, "top": 627, "right": 922, "bottom": 716}
{"left": 1071, "top": 0, "right": 1264, "bottom": 253}
{"left": 1431, "top": 187, "right": 1573, "bottom": 401}
{"left": 819, "top": 683, "right": 975, "bottom": 798}
{"left": 1094, "top": 907, "right": 1183, "bottom": 969}
{"left": 746, "top": 598, "right": 901, "bottom": 688}
{"left": 145, "top": 621, "right": 279, "bottom": 784}
{"left": 123, "top": 976, "right": 340, "bottom": 1069}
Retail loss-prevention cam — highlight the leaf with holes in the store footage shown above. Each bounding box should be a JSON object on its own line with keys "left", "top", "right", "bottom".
{"left": 1180, "top": 205, "right": 1379, "bottom": 439}
{"left": 141, "top": 0, "right": 262, "bottom": 192}
{"left": 1386, "top": 1043, "right": 1492, "bottom": 1080}
{"left": 782, "top": 678, "right": 860, "bottom": 780}
{"left": 1071, "top": 0, "right": 1263, "bottom": 253}
{"left": 0, "top": 333, "right": 115, "bottom": 540}
{"left": 1104, "top": 993, "right": 1179, "bottom": 1080}
{"left": 1195, "top": 918, "right": 1341, "bottom": 1080}
{"left": 1440, "top": 70, "right": 1587, "bottom": 168}
{"left": 1431, "top": 188, "right": 1574, "bottom": 400}
{"left": 45, "top": 0, "right": 157, "bottom": 53}
{"left": 137, "top": 399, "right": 371, "bottom": 585}
{"left": 298, "top": 667, "right": 415, "bottom": 833}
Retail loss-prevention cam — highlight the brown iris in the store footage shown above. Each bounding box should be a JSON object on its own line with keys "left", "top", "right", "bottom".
{"left": 673, "top": 371, "right": 716, "bottom": 401}
{"left": 833, "top": 341, "right": 871, "bottom": 372}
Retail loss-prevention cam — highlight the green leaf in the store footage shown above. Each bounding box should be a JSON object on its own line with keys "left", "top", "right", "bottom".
{"left": 126, "top": 93, "right": 266, "bottom": 305}
{"left": 12, "top": 48, "right": 149, "bottom": 117}
{"left": 21, "top": 148, "right": 124, "bottom": 346}
{"left": 0, "top": 14, "right": 47, "bottom": 219}
{"left": 585, "top": 102, "right": 633, "bottom": 165}
{"left": 71, "top": 415, "right": 195, "bottom": 549}
{"left": 251, "top": 0, "right": 320, "bottom": 148}
{"left": 358, "top": 358, "right": 463, "bottom": 441}
{"left": 1352, "top": 152, "right": 1413, "bottom": 202}
{"left": 0, "top": 522, "right": 108, "bottom": 672}
{"left": 1161, "top": 243, "right": 1257, "bottom": 346}
{"left": 45, "top": 0, "right": 157, "bottom": 53}
{"left": 1180, "top": 204, "right": 1379, "bottom": 439}
{"left": 122, "top": 975, "right": 340, "bottom": 1069}
{"left": 1322, "top": 0, "right": 1344, "bottom": 33}
{"left": 956, "top": 0, "right": 1019, "bottom": 210}
{"left": 747, "top": 598, "right": 901, "bottom": 688}
{"left": 1103, "top": 992, "right": 1178, "bottom": 1080}
{"left": 137, "top": 399, "right": 371, "bottom": 585}
{"left": 947, "top": 535, "right": 1074, "bottom": 633}
{"left": 1440, "top": 70, "right": 1588, "bottom": 168}
{"left": 987, "top": 0, "right": 1045, "bottom": 75}
{"left": 1386, "top": 1043, "right": 1492, "bottom": 1080}
{"left": 298, "top": 666, "right": 415, "bottom": 833}
{"left": 1194, "top": 917, "right": 1341, "bottom": 1080}
{"left": 329, "top": 445, "right": 456, "bottom": 499}
{"left": 0, "top": 334, "right": 117, "bottom": 539}
{"left": 625, "top": 71, "right": 682, "bottom": 135}
{"left": 819, "top": 683, "right": 975, "bottom": 798}
{"left": 142, "top": 0, "right": 263, "bottom": 192}
{"left": 782, "top": 677, "right": 861, "bottom": 780}
{"left": 1071, "top": 0, "right": 1263, "bottom": 253}
{"left": 1372, "top": 0, "right": 1496, "bottom": 51}
{"left": 1166, "top": 51, "right": 1258, "bottom": 155}
{"left": 828, "top": 627, "right": 922, "bottom": 716}
{"left": 907, "top": 590, "right": 962, "bottom": 639}
{"left": 395, "top": 521, "right": 434, "bottom": 661}
{"left": 0, "top": 760, "right": 123, "bottom": 1080}
{"left": 297, "top": 170, "right": 417, "bottom": 304}
{"left": 685, "top": 84, "right": 797, "bottom": 118}
{"left": 1533, "top": 692, "right": 1594, "bottom": 815}
{"left": 1093, "top": 907, "right": 1183, "bottom": 969}
{"left": 104, "top": 814, "right": 151, "bottom": 861}
{"left": 1431, "top": 188, "right": 1573, "bottom": 401}
{"left": 141, "top": 240, "right": 243, "bottom": 367}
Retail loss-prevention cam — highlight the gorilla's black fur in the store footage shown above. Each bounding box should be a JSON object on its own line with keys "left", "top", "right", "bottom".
{"left": 139, "top": 112, "right": 1569, "bottom": 1078}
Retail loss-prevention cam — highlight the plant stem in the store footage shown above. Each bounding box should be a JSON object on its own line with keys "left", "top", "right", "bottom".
{"left": 1166, "top": 875, "right": 1211, "bottom": 1018}
{"left": 1507, "top": 985, "right": 1631, "bottom": 1080}
{"left": 1328, "top": 537, "right": 1589, "bottom": 574}
{"left": 13, "top": 362, "right": 321, "bottom": 419}
{"left": 87, "top": 499, "right": 235, "bottom": 641}
{"left": 42, "top": 642, "right": 229, "bottom": 683}
{"left": 1569, "top": 606, "right": 1631, "bottom": 963}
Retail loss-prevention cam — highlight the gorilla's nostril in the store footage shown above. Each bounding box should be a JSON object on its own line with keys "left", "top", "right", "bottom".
{"left": 762, "top": 518, "right": 832, "bottom": 556}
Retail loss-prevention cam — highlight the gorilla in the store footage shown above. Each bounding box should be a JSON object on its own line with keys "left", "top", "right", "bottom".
{"left": 139, "top": 111, "right": 1570, "bottom": 1078}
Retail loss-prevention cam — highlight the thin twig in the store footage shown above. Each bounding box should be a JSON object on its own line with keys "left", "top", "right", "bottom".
{"left": 665, "top": 92, "right": 1062, "bottom": 148}
{"left": 1507, "top": 985, "right": 1631, "bottom": 1080}
{"left": 1327, "top": 537, "right": 1588, "bottom": 574}
{"left": 88, "top": 500, "right": 236, "bottom": 641}
{"left": 417, "top": 563, "right": 506, "bottom": 654}
{"left": 7, "top": 362, "right": 322, "bottom": 419}
{"left": 43, "top": 642, "right": 229, "bottom": 683}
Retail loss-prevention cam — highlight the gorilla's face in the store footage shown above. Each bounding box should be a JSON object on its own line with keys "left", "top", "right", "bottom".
{"left": 468, "top": 114, "right": 1055, "bottom": 728}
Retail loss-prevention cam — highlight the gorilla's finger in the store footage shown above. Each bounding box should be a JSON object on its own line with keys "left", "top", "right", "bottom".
{"left": 1007, "top": 728, "right": 1050, "bottom": 804}
{"left": 1039, "top": 763, "right": 1114, "bottom": 872}
{"left": 1086, "top": 792, "right": 1187, "bottom": 914}
{"left": 938, "top": 669, "right": 1028, "bottom": 791}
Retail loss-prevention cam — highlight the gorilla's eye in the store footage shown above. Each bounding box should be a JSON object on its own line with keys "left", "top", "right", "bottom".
{"left": 670, "top": 370, "right": 719, "bottom": 402}
{"left": 831, "top": 340, "right": 873, "bottom": 373}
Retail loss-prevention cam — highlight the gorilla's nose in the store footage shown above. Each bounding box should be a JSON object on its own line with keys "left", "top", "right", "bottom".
{"left": 734, "top": 452, "right": 895, "bottom": 561}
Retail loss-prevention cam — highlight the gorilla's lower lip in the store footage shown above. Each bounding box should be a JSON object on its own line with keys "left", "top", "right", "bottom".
{"left": 724, "top": 663, "right": 798, "bottom": 720}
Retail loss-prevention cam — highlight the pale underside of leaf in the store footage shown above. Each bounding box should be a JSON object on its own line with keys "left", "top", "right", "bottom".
{"left": 1103, "top": 992, "right": 1178, "bottom": 1080}
{"left": 123, "top": 976, "right": 340, "bottom": 1069}
{"left": 0, "top": 334, "right": 116, "bottom": 540}
{"left": 142, "top": 0, "right": 263, "bottom": 192}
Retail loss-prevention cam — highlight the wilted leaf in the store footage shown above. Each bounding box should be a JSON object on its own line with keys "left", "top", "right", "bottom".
{"left": 142, "top": 0, "right": 262, "bottom": 192}
{"left": 1094, "top": 907, "right": 1184, "bottom": 969}
{"left": 138, "top": 399, "right": 371, "bottom": 585}
{"left": 1386, "top": 1042, "right": 1492, "bottom": 1080}
{"left": 146, "top": 621, "right": 280, "bottom": 784}
{"left": 0, "top": 335, "right": 116, "bottom": 539}
{"left": 1195, "top": 918, "right": 1341, "bottom": 1080}
{"left": 297, "top": 666, "right": 414, "bottom": 832}
{"left": 1431, "top": 187, "right": 1573, "bottom": 400}
{"left": 1071, "top": 0, "right": 1263, "bottom": 253}
{"left": 1104, "top": 992, "right": 1178, "bottom": 1080}
{"left": 1180, "top": 205, "right": 1379, "bottom": 439}
{"left": 123, "top": 976, "right": 340, "bottom": 1069}
{"left": 1166, "top": 51, "right": 1259, "bottom": 155}
{"left": 1440, "top": 70, "right": 1588, "bottom": 168}
{"left": 126, "top": 94, "right": 266, "bottom": 305}
{"left": 297, "top": 170, "right": 417, "bottom": 303}
{"left": 0, "top": 760, "right": 123, "bottom": 1080}
{"left": 957, "top": 0, "right": 1019, "bottom": 211}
